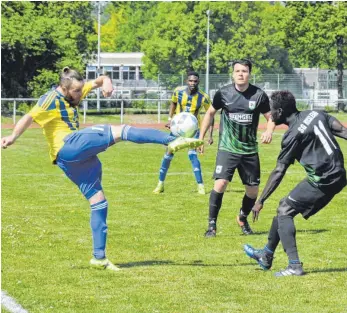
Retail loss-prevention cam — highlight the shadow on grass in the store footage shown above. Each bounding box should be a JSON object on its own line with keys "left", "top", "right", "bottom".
{"left": 306, "top": 267, "right": 347, "bottom": 274}
{"left": 223, "top": 188, "right": 245, "bottom": 193}
{"left": 119, "top": 260, "right": 255, "bottom": 268}
{"left": 241, "top": 231, "right": 268, "bottom": 236}
{"left": 297, "top": 229, "right": 328, "bottom": 234}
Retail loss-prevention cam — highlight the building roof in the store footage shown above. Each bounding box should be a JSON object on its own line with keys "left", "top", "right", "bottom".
{"left": 89, "top": 52, "right": 144, "bottom": 67}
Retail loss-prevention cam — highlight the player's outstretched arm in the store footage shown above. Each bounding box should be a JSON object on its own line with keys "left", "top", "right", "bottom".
{"left": 330, "top": 118, "right": 347, "bottom": 139}
{"left": 207, "top": 117, "right": 215, "bottom": 145}
{"left": 252, "top": 161, "right": 289, "bottom": 222}
{"left": 166, "top": 101, "right": 177, "bottom": 129}
{"left": 198, "top": 106, "right": 217, "bottom": 153}
{"left": 1, "top": 114, "right": 33, "bottom": 149}
{"left": 91, "top": 75, "right": 113, "bottom": 97}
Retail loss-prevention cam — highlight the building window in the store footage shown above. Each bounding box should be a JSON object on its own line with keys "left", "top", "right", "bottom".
{"left": 122, "top": 66, "right": 129, "bottom": 80}
{"left": 112, "top": 66, "right": 120, "bottom": 80}
{"left": 129, "top": 66, "right": 136, "bottom": 80}
{"left": 88, "top": 71, "right": 96, "bottom": 80}
{"left": 87, "top": 66, "right": 97, "bottom": 80}
{"left": 104, "top": 66, "right": 113, "bottom": 78}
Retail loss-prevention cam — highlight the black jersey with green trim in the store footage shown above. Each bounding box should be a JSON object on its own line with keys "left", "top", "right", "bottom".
{"left": 212, "top": 83, "right": 270, "bottom": 154}
{"left": 277, "top": 110, "right": 346, "bottom": 190}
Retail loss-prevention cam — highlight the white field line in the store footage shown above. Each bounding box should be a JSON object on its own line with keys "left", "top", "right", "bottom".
{"left": 1, "top": 291, "right": 29, "bottom": 313}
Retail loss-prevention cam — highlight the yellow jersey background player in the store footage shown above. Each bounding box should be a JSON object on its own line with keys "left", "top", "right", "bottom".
{"left": 153, "top": 71, "right": 214, "bottom": 195}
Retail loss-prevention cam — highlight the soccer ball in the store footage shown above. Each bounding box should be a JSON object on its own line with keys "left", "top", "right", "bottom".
{"left": 170, "top": 112, "right": 199, "bottom": 138}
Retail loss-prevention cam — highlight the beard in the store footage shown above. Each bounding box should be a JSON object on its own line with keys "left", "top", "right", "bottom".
{"left": 273, "top": 115, "right": 286, "bottom": 125}
{"left": 189, "top": 86, "right": 198, "bottom": 93}
{"left": 66, "top": 94, "right": 79, "bottom": 107}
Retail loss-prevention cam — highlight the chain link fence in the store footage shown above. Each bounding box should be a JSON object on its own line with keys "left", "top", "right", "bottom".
{"left": 2, "top": 72, "right": 347, "bottom": 124}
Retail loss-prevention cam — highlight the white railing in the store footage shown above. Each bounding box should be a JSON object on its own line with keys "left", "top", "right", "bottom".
{"left": 1, "top": 97, "right": 346, "bottom": 125}
{"left": 1, "top": 98, "right": 171, "bottom": 124}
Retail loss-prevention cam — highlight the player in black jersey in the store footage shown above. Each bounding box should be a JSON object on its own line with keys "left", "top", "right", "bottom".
{"left": 244, "top": 90, "right": 347, "bottom": 277}
{"left": 199, "top": 59, "right": 275, "bottom": 237}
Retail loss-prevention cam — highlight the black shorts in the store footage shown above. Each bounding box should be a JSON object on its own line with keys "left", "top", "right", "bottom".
{"left": 213, "top": 150, "right": 260, "bottom": 186}
{"left": 284, "top": 177, "right": 346, "bottom": 219}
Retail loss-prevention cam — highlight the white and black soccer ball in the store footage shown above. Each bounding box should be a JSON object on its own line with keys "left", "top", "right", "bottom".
{"left": 170, "top": 112, "right": 199, "bottom": 138}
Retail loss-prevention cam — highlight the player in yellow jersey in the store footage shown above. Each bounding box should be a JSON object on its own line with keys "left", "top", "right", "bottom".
{"left": 1, "top": 67, "right": 203, "bottom": 271}
{"left": 153, "top": 71, "right": 214, "bottom": 195}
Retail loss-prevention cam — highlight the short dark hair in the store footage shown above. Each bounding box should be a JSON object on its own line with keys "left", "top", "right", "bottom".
{"left": 231, "top": 59, "right": 252, "bottom": 73}
{"left": 187, "top": 71, "right": 199, "bottom": 78}
{"left": 59, "top": 67, "right": 84, "bottom": 89}
{"left": 270, "top": 90, "right": 298, "bottom": 115}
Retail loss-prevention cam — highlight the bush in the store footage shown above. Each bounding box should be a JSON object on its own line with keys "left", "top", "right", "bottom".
{"left": 324, "top": 105, "right": 336, "bottom": 113}
{"left": 296, "top": 101, "right": 309, "bottom": 110}
{"left": 132, "top": 99, "right": 146, "bottom": 110}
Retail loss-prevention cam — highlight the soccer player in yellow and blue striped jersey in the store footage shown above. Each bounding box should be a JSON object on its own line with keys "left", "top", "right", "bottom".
{"left": 1, "top": 67, "right": 203, "bottom": 271}
{"left": 153, "top": 71, "right": 214, "bottom": 195}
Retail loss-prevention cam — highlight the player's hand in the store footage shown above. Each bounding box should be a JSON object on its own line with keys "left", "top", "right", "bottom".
{"left": 165, "top": 122, "right": 171, "bottom": 130}
{"left": 1, "top": 135, "right": 16, "bottom": 149}
{"left": 197, "top": 142, "right": 205, "bottom": 154}
{"left": 102, "top": 88, "right": 113, "bottom": 98}
{"left": 252, "top": 202, "right": 263, "bottom": 222}
{"left": 102, "top": 80, "right": 113, "bottom": 97}
{"left": 208, "top": 137, "right": 214, "bottom": 145}
{"left": 261, "top": 131, "right": 272, "bottom": 144}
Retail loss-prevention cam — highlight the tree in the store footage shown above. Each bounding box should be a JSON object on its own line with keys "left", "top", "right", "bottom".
{"left": 111, "top": 2, "right": 290, "bottom": 79}
{"left": 283, "top": 2, "right": 347, "bottom": 107}
{"left": 99, "top": 4, "right": 125, "bottom": 52}
{"left": 1, "top": 1, "right": 96, "bottom": 97}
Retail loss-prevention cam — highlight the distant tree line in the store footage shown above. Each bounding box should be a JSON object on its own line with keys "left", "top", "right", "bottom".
{"left": 1, "top": 1, "right": 346, "bottom": 98}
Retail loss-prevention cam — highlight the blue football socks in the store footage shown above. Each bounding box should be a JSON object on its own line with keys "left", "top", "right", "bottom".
{"left": 189, "top": 151, "right": 203, "bottom": 184}
{"left": 159, "top": 153, "right": 174, "bottom": 182}
{"left": 90, "top": 199, "right": 108, "bottom": 259}
{"left": 121, "top": 125, "right": 176, "bottom": 145}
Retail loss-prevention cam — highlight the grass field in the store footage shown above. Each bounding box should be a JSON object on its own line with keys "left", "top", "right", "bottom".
{"left": 1, "top": 125, "right": 347, "bottom": 313}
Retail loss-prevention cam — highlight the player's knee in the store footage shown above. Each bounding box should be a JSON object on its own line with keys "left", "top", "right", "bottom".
{"left": 111, "top": 125, "right": 126, "bottom": 142}
{"left": 245, "top": 185, "right": 258, "bottom": 199}
{"left": 214, "top": 179, "right": 228, "bottom": 193}
{"left": 89, "top": 190, "right": 105, "bottom": 205}
{"left": 277, "top": 198, "right": 296, "bottom": 217}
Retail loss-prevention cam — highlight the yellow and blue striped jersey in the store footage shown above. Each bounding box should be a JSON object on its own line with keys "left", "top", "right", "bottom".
{"left": 28, "top": 81, "right": 93, "bottom": 162}
{"left": 172, "top": 86, "right": 211, "bottom": 125}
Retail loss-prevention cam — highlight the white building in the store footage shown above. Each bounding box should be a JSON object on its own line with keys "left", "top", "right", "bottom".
{"left": 86, "top": 52, "right": 144, "bottom": 81}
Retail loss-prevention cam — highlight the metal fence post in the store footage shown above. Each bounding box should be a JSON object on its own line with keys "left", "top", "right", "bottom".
{"left": 121, "top": 100, "right": 124, "bottom": 124}
{"left": 83, "top": 100, "right": 87, "bottom": 124}
{"left": 158, "top": 74, "right": 161, "bottom": 123}
{"left": 277, "top": 74, "right": 280, "bottom": 90}
{"left": 158, "top": 100, "right": 161, "bottom": 123}
{"left": 13, "top": 100, "right": 16, "bottom": 124}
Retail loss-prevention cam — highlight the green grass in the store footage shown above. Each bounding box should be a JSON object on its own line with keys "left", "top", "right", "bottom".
{"left": 2, "top": 127, "right": 347, "bottom": 313}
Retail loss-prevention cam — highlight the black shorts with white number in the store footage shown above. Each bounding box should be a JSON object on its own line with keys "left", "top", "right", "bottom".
{"left": 213, "top": 150, "right": 260, "bottom": 186}
{"left": 284, "top": 176, "right": 346, "bottom": 219}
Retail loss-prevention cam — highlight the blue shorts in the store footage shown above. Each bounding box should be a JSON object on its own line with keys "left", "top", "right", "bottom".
{"left": 56, "top": 125, "right": 114, "bottom": 199}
